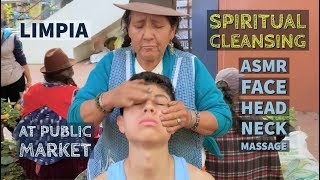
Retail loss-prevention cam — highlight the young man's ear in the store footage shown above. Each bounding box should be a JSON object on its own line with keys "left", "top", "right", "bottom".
{"left": 117, "top": 115, "right": 125, "bottom": 133}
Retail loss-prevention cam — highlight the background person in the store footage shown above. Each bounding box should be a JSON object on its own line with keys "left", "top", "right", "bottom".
{"left": 1, "top": 28, "right": 32, "bottom": 102}
{"left": 89, "top": 36, "right": 118, "bottom": 64}
{"left": 68, "top": 0, "right": 232, "bottom": 178}
{"left": 13, "top": 48, "right": 89, "bottom": 180}
{"left": 104, "top": 36, "right": 117, "bottom": 51}
{"left": 205, "top": 67, "right": 284, "bottom": 179}
{"left": 1, "top": 13, "right": 8, "bottom": 28}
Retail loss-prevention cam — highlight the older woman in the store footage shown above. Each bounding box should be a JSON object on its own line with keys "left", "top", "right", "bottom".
{"left": 68, "top": 0, "right": 232, "bottom": 178}
{"left": 13, "top": 48, "right": 89, "bottom": 180}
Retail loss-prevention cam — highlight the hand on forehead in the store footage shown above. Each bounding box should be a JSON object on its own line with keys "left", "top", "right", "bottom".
{"left": 145, "top": 84, "right": 170, "bottom": 103}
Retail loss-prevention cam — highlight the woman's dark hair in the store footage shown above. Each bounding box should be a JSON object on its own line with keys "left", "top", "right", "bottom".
{"left": 216, "top": 80, "right": 241, "bottom": 128}
{"left": 120, "top": 10, "right": 184, "bottom": 51}
{"left": 216, "top": 80, "right": 237, "bottom": 116}
{"left": 120, "top": 72, "right": 175, "bottom": 115}
{"left": 216, "top": 80, "right": 234, "bottom": 107}
{"left": 44, "top": 67, "right": 77, "bottom": 86}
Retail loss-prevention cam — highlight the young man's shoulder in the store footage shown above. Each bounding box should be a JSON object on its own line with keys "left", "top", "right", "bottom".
{"left": 187, "top": 163, "right": 215, "bottom": 180}
{"left": 94, "top": 164, "right": 215, "bottom": 180}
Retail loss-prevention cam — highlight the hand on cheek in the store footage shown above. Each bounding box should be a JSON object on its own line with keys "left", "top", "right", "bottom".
{"left": 160, "top": 101, "right": 190, "bottom": 134}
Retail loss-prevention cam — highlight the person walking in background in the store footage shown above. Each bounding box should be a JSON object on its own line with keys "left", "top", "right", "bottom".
{"left": 89, "top": 36, "right": 118, "bottom": 64}
{"left": 1, "top": 13, "right": 8, "bottom": 28}
{"left": 13, "top": 48, "right": 89, "bottom": 180}
{"left": 104, "top": 36, "right": 117, "bottom": 51}
{"left": 205, "top": 67, "right": 284, "bottom": 179}
{"left": 68, "top": 0, "right": 232, "bottom": 179}
{"left": 1, "top": 28, "right": 32, "bottom": 102}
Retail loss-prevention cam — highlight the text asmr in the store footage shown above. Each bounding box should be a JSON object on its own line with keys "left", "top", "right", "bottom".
{"left": 19, "top": 21, "right": 90, "bottom": 40}
{"left": 239, "top": 58, "right": 290, "bottom": 151}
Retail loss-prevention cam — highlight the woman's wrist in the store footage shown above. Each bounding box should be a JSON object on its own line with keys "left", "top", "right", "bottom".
{"left": 100, "top": 92, "right": 114, "bottom": 113}
{"left": 186, "top": 109, "right": 196, "bottom": 129}
{"left": 191, "top": 111, "right": 200, "bottom": 130}
{"left": 185, "top": 110, "right": 200, "bottom": 130}
{"left": 95, "top": 92, "right": 113, "bottom": 113}
{"left": 25, "top": 75, "right": 32, "bottom": 82}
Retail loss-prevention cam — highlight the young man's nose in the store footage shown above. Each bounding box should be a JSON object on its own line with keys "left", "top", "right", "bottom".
{"left": 143, "top": 101, "right": 155, "bottom": 113}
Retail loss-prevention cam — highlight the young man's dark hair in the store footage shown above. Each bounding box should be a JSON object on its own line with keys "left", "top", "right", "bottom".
{"left": 120, "top": 72, "right": 175, "bottom": 115}
{"left": 130, "top": 72, "right": 175, "bottom": 100}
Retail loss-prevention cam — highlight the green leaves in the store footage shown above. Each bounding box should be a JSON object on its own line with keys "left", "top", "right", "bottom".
{"left": 1, "top": 99, "right": 22, "bottom": 129}
{"left": 266, "top": 107, "right": 296, "bottom": 132}
{"left": 1, "top": 100, "right": 25, "bottom": 179}
{"left": 1, "top": 163, "right": 26, "bottom": 180}
{"left": 1, "top": 140, "right": 26, "bottom": 179}
{"left": 283, "top": 159, "right": 319, "bottom": 180}
{"left": 1, "top": 157, "right": 17, "bottom": 165}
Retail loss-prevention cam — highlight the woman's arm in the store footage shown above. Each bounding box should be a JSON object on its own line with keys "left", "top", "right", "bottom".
{"left": 12, "top": 35, "right": 32, "bottom": 88}
{"left": 23, "top": 65, "right": 32, "bottom": 88}
{"left": 80, "top": 78, "right": 151, "bottom": 126}
{"left": 79, "top": 96, "right": 111, "bottom": 126}
{"left": 192, "top": 111, "right": 218, "bottom": 135}
{"left": 68, "top": 51, "right": 151, "bottom": 127}
{"left": 160, "top": 57, "right": 231, "bottom": 136}
{"left": 194, "top": 57, "right": 232, "bottom": 136}
{"left": 67, "top": 53, "right": 113, "bottom": 126}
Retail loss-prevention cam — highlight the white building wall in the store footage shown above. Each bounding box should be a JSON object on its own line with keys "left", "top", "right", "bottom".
{"left": 20, "top": 0, "right": 128, "bottom": 64}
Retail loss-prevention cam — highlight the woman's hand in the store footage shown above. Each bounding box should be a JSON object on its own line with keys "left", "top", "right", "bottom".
{"left": 160, "top": 101, "right": 192, "bottom": 134}
{"left": 25, "top": 80, "right": 32, "bottom": 89}
{"left": 101, "top": 79, "right": 151, "bottom": 110}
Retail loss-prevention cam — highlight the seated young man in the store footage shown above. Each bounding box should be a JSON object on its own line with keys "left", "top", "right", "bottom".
{"left": 95, "top": 72, "right": 214, "bottom": 180}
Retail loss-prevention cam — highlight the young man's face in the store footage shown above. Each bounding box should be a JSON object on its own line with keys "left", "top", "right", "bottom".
{"left": 117, "top": 84, "right": 171, "bottom": 144}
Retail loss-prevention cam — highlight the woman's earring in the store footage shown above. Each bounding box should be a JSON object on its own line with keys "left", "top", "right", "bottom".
{"left": 169, "top": 40, "right": 174, "bottom": 55}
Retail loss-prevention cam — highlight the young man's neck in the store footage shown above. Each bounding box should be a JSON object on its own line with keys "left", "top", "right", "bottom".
{"left": 124, "top": 142, "right": 174, "bottom": 180}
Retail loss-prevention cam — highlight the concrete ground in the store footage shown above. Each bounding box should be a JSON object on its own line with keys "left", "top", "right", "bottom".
{"left": 5, "top": 61, "right": 319, "bottom": 161}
